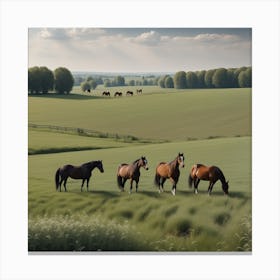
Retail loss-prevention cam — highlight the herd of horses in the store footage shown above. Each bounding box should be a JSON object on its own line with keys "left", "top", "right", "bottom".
{"left": 102, "top": 89, "right": 143, "bottom": 97}
{"left": 55, "top": 153, "right": 229, "bottom": 196}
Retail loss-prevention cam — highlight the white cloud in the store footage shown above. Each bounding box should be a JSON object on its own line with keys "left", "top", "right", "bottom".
{"left": 132, "top": 30, "right": 162, "bottom": 46}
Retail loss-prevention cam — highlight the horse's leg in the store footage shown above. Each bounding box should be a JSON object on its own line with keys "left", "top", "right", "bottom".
{"left": 122, "top": 178, "right": 127, "bottom": 190}
{"left": 209, "top": 181, "right": 216, "bottom": 194}
{"left": 81, "top": 179, "right": 85, "bottom": 192}
{"left": 160, "top": 178, "right": 166, "bottom": 193}
{"left": 135, "top": 178, "right": 139, "bottom": 193}
{"left": 170, "top": 178, "right": 177, "bottom": 196}
{"left": 129, "top": 179, "right": 133, "bottom": 194}
{"left": 194, "top": 179, "right": 200, "bottom": 194}
{"left": 63, "top": 177, "right": 68, "bottom": 192}
{"left": 86, "top": 178, "right": 90, "bottom": 192}
{"left": 208, "top": 182, "right": 214, "bottom": 195}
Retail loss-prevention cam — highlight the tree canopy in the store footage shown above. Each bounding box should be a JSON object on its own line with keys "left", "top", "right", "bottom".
{"left": 54, "top": 67, "right": 74, "bottom": 94}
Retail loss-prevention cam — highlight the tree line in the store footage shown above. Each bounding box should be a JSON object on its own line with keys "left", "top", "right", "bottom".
{"left": 159, "top": 66, "right": 251, "bottom": 89}
{"left": 28, "top": 65, "right": 251, "bottom": 95}
{"left": 28, "top": 66, "right": 74, "bottom": 94}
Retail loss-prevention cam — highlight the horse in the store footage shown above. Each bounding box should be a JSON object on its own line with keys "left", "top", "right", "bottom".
{"left": 136, "top": 89, "right": 142, "bottom": 94}
{"left": 126, "top": 91, "right": 133, "bottom": 96}
{"left": 102, "top": 91, "right": 110, "bottom": 96}
{"left": 55, "top": 160, "right": 104, "bottom": 192}
{"left": 188, "top": 164, "right": 229, "bottom": 195}
{"left": 154, "top": 153, "right": 185, "bottom": 196}
{"left": 114, "top": 91, "right": 122, "bottom": 97}
{"left": 117, "top": 156, "right": 149, "bottom": 194}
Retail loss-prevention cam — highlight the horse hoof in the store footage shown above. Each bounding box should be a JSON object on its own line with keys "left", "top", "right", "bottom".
{"left": 171, "top": 190, "right": 176, "bottom": 196}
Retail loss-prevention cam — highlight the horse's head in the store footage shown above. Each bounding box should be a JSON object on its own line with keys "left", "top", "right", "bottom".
{"left": 140, "top": 156, "right": 149, "bottom": 170}
{"left": 96, "top": 160, "right": 104, "bottom": 173}
{"left": 223, "top": 180, "right": 229, "bottom": 195}
{"left": 177, "top": 153, "right": 185, "bottom": 168}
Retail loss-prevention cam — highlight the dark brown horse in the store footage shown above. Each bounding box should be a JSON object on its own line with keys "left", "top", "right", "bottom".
{"left": 136, "top": 89, "right": 142, "bottom": 94}
{"left": 154, "top": 153, "right": 185, "bottom": 196}
{"left": 114, "top": 91, "right": 122, "bottom": 97}
{"left": 126, "top": 91, "right": 133, "bottom": 96}
{"left": 117, "top": 157, "right": 149, "bottom": 193}
{"left": 102, "top": 91, "right": 110, "bottom": 96}
{"left": 55, "top": 160, "right": 104, "bottom": 192}
{"left": 188, "top": 164, "right": 229, "bottom": 195}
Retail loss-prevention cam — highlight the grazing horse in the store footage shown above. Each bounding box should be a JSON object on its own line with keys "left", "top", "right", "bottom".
{"left": 114, "top": 91, "right": 122, "bottom": 97}
{"left": 126, "top": 90, "right": 133, "bottom": 96}
{"left": 55, "top": 160, "right": 104, "bottom": 192}
{"left": 102, "top": 91, "right": 110, "bottom": 96}
{"left": 117, "top": 156, "right": 149, "bottom": 193}
{"left": 154, "top": 153, "right": 185, "bottom": 196}
{"left": 188, "top": 164, "right": 229, "bottom": 195}
{"left": 136, "top": 89, "right": 142, "bottom": 94}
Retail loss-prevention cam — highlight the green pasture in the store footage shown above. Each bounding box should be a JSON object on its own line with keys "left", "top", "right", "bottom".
{"left": 29, "top": 87, "right": 251, "bottom": 141}
{"left": 28, "top": 87, "right": 251, "bottom": 252}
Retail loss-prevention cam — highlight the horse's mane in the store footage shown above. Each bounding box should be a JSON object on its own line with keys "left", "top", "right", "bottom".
{"left": 83, "top": 160, "right": 100, "bottom": 167}
{"left": 133, "top": 158, "right": 140, "bottom": 164}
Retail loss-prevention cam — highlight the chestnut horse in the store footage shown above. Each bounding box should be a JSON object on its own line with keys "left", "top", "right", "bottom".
{"left": 55, "top": 160, "right": 104, "bottom": 192}
{"left": 154, "top": 153, "right": 185, "bottom": 196}
{"left": 117, "top": 156, "right": 149, "bottom": 193}
{"left": 188, "top": 164, "right": 229, "bottom": 195}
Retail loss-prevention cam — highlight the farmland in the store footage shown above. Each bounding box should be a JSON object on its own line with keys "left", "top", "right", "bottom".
{"left": 28, "top": 86, "right": 251, "bottom": 252}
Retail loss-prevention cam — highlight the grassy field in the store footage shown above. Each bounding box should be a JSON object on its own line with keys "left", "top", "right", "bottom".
{"left": 28, "top": 86, "right": 252, "bottom": 252}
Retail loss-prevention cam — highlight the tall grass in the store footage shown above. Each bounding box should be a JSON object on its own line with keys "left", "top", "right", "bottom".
{"left": 28, "top": 215, "right": 150, "bottom": 251}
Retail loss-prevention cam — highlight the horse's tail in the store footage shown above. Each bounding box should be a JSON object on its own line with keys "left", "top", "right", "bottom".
{"left": 117, "top": 174, "right": 124, "bottom": 191}
{"left": 55, "top": 168, "right": 60, "bottom": 191}
{"left": 154, "top": 172, "right": 160, "bottom": 187}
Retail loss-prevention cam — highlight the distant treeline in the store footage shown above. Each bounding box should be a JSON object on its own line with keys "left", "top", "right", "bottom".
{"left": 28, "top": 65, "right": 251, "bottom": 95}
{"left": 159, "top": 67, "right": 252, "bottom": 89}
{"left": 78, "top": 66, "right": 251, "bottom": 91}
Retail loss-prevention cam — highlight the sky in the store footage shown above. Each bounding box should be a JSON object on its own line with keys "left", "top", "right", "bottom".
{"left": 28, "top": 28, "right": 251, "bottom": 73}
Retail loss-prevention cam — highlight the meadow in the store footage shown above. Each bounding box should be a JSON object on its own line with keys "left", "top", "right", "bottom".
{"left": 28, "top": 86, "right": 252, "bottom": 252}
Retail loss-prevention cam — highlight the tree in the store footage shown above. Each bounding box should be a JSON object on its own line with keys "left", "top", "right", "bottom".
{"left": 54, "top": 67, "right": 74, "bottom": 94}
{"left": 233, "top": 67, "right": 247, "bottom": 87}
{"left": 81, "top": 81, "right": 91, "bottom": 92}
{"left": 204, "top": 69, "right": 215, "bottom": 88}
{"left": 39, "top": 66, "right": 54, "bottom": 93}
{"left": 238, "top": 67, "right": 252, "bottom": 87}
{"left": 164, "top": 76, "right": 174, "bottom": 88}
{"left": 196, "top": 70, "right": 206, "bottom": 88}
{"left": 114, "top": 75, "right": 125, "bottom": 86}
{"left": 212, "top": 68, "right": 228, "bottom": 88}
{"left": 89, "top": 79, "right": 97, "bottom": 90}
{"left": 104, "top": 79, "right": 111, "bottom": 87}
{"left": 186, "top": 71, "right": 198, "bottom": 88}
{"left": 174, "top": 71, "right": 187, "bottom": 89}
{"left": 28, "top": 66, "right": 41, "bottom": 94}
{"left": 128, "top": 80, "right": 135, "bottom": 86}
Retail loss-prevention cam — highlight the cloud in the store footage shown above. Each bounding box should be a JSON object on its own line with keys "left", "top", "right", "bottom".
{"left": 131, "top": 30, "right": 162, "bottom": 46}
{"left": 39, "top": 28, "right": 106, "bottom": 40}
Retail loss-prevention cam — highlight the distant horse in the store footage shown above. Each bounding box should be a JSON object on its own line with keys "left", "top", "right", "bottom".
{"left": 114, "top": 91, "right": 122, "bottom": 97}
{"left": 102, "top": 91, "right": 110, "bottom": 96}
{"left": 117, "top": 156, "right": 149, "bottom": 193}
{"left": 55, "top": 160, "right": 104, "bottom": 192}
{"left": 126, "top": 90, "right": 133, "bottom": 96}
{"left": 188, "top": 164, "right": 229, "bottom": 195}
{"left": 87, "top": 89, "right": 91, "bottom": 93}
{"left": 136, "top": 89, "right": 142, "bottom": 94}
{"left": 154, "top": 153, "right": 185, "bottom": 196}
